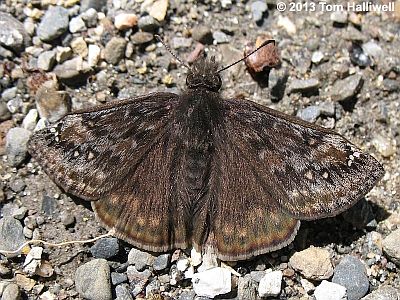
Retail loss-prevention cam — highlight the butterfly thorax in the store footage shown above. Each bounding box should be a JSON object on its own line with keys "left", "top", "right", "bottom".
{"left": 186, "top": 57, "right": 222, "bottom": 92}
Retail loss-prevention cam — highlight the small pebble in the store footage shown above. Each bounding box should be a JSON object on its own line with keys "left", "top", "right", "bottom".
{"left": 311, "top": 51, "right": 324, "bottom": 64}
{"left": 138, "top": 15, "right": 160, "bottom": 32}
{"left": 53, "top": 56, "right": 89, "bottom": 80}
{"left": 75, "top": 259, "right": 112, "bottom": 300}
{"left": 192, "top": 267, "right": 231, "bottom": 298}
{"left": 153, "top": 254, "right": 170, "bottom": 271}
{"left": 90, "top": 237, "right": 120, "bottom": 259}
{"left": 0, "top": 217, "right": 26, "bottom": 257}
{"left": 60, "top": 212, "right": 76, "bottom": 227}
{"left": 0, "top": 102, "right": 11, "bottom": 121}
{"left": 289, "top": 246, "right": 333, "bottom": 280}
{"left": 37, "top": 50, "right": 57, "bottom": 71}
{"left": 1, "top": 283, "right": 21, "bottom": 300}
{"left": 329, "top": 74, "right": 364, "bottom": 102}
{"left": 114, "top": 13, "right": 138, "bottom": 30}
{"left": 37, "top": 6, "right": 69, "bottom": 41}
{"left": 130, "top": 31, "right": 153, "bottom": 45}
{"left": 332, "top": 255, "right": 369, "bottom": 300}
{"left": 147, "top": 0, "right": 168, "bottom": 22}
{"left": 251, "top": 1, "right": 268, "bottom": 24}
{"left": 88, "top": 44, "right": 101, "bottom": 67}
{"left": 111, "top": 272, "right": 128, "bottom": 286}
{"left": 330, "top": 11, "right": 348, "bottom": 24}
{"left": 172, "top": 37, "right": 192, "bottom": 49}
{"left": 383, "top": 228, "right": 400, "bottom": 266}
{"left": 127, "top": 248, "right": 155, "bottom": 271}
{"left": 22, "top": 109, "right": 39, "bottom": 131}
{"left": 297, "top": 106, "right": 321, "bottom": 123}
{"left": 104, "top": 37, "right": 127, "bottom": 65}
{"left": 258, "top": 270, "right": 283, "bottom": 298}
{"left": 237, "top": 274, "right": 257, "bottom": 300}
{"left": 350, "top": 44, "right": 371, "bottom": 67}
{"left": 288, "top": 78, "right": 320, "bottom": 94}
{"left": 126, "top": 266, "right": 152, "bottom": 296}
{"left": 362, "top": 41, "right": 384, "bottom": 61}
{"left": 35, "top": 80, "right": 70, "bottom": 122}
{"left": 212, "top": 31, "right": 230, "bottom": 44}
{"left": 277, "top": 15, "right": 297, "bottom": 35}
{"left": 361, "top": 285, "right": 400, "bottom": 300}
{"left": 192, "top": 25, "right": 213, "bottom": 45}
{"left": 372, "top": 134, "right": 396, "bottom": 158}
{"left": 314, "top": 280, "right": 347, "bottom": 300}
{"left": 71, "top": 37, "right": 88, "bottom": 57}
{"left": 0, "top": 12, "right": 30, "bottom": 52}
{"left": 115, "top": 284, "right": 133, "bottom": 300}
{"left": 69, "top": 16, "right": 86, "bottom": 33}
{"left": 80, "top": 0, "right": 107, "bottom": 13}
{"left": 41, "top": 195, "right": 58, "bottom": 216}
{"left": 5, "top": 127, "right": 31, "bottom": 167}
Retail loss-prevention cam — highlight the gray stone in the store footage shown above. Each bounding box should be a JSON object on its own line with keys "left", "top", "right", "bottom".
{"left": 332, "top": 255, "right": 369, "bottom": 300}
{"left": 41, "top": 195, "right": 58, "bottom": 216}
{"left": 0, "top": 45, "right": 13, "bottom": 58}
{"left": 138, "top": 15, "right": 160, "bottom": 32}
{"left": 81, "top": 8, "right": 98, "bottom": 27}
{"left": 6, "top": 97, "right": 23, "bottom": 114}
{"left": 0, "top": 102, "right": 11, "bottom": 121}
{"left": 53, "top": 56, "right": 88, "bottom": 80}
{"left": 145, "top": 279, "right": 161, "bottom": 297}
{"left": 0, "top": 12, "right": 30, "bottom": 52}
{"left": 361, "top": 286, "right": 400, "bottom": 300}
{"left": 288, "top": 78, "right": 320, "bottom": 94}
{"left": 212, "top": 31, "right": 230, "bottom": 44}
{"left": 90, "top": 237, "right": 120, "bottom": 259}
{"left": 172, "top": 37, "right": 192, "bottom": 49}
{"left": 251, "top": 1, "right": 268, "bottom": 24}
{"left": 330, "top": 11, "right": 348, "bottom": 24}
{"left": 258, "top": 270, "right": 283, "bottom": 298}
{"left": 250, "top": 270, "right": 266, "bottom": 283}
{"left": 111, "top": 272, "right": 128, "bottom": 286}
{"left": 80, "top": 0, "right": 107, "bottom": 13}
{"left": 75, "top": 259, "right": 112, "bottom": 300}
{"left": 126, "top": 266, "right": 152, "bottom": 296}
{"left": 104, "top": 37, "right": 127, "bottom": 65}
{"left": 0, "top": 217, "right": 26, "bottom": 258}
{"left": 1, "top": 283, "right": 21, "bottom": 300}
{"left": 362, "top": 41, "right": 384, "bottom": 61}
{"left": 153, "top": 254, "right": 170, "bottom": 271}
{"left": 69, "top": 16, "right": 86, "bottom": 33}
{"left": 60, "top": 212, "right": 76, "bottom": 227}
{"left": 192, "top": 26, "right": 213, "bottom": 45}
{"left": 178, "top": 290, "right": 196, "bottom": 300}
{"left": 192, "top": 267, "right": 231, "bottom": 298}
{"left": 329, "top": 74, "right": 363, "bottom": 102}
{"left": 297, "top": 106, "right": 321, "bottom": 123}
{"left": 37, "top": 6, "right": 69, "bottom": 42}
{"left": 115, "top": 284, "right": 133, "bottom": 300}
{"left": 318, "top": 101, "right": 335, "bottom": 117}
{"left": 22, "top": 109, "right": 39, "bottom": 131}
{"left": 269, "top": 68, "right": 289, "bottom": 101}
{"left": 238, "top": 274, "right": 257, "bottom": 300}
{"left": 5, "top": 127, "right": 31, "bottom": 167}
{"left": 1, "top": 87, "right": 17, "bottom": 101}
{"left": 314, "top": 280, "right": 347, "bottom": 300}
{"left": 311, "top": 51, "right": 324, "bottom": 64}
{"left": 383, "top": 228, "right": 400, "bottom": 266}
{"left": 37, "top": 50, "right": 56, "bottom": 71}
{"left": 128, "top": 248, "right": 155, "bottom": 271}
{"left": 130, "top": 32, "right": 153, "bottom": 45}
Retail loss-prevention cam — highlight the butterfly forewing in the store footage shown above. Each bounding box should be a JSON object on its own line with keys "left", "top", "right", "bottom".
{"left": 221, "top": 98, "right": 384, "bottom": 220}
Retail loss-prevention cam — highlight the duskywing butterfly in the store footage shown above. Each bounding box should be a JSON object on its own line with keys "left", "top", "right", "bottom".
{"left": 27, "top": 40, "right": 384, "bottom": 261}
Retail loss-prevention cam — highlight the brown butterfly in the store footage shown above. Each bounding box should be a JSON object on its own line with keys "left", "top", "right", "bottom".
{"left": 27, "top": 40, "right": 384, "bottom": 261}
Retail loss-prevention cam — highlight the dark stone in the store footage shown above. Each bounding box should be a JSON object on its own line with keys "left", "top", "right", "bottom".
{"left": 90, "top": 237, "right": 120, "bottom": 259}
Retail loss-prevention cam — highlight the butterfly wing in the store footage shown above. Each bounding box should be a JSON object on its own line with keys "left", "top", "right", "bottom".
{"left": 28, "top": 92, "right": 191, "bottom": 251}
{"left": 207, "top": 98, "right": 383, "bottom": 260}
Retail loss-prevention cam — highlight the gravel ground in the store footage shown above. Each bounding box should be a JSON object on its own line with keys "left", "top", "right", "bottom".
{"left": 0, "top": 0, "right": 399, "bottom": 299}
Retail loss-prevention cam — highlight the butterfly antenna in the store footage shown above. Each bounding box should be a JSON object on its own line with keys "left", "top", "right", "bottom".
{"left": 154, "top": 34, "right": 190, "bottom": 70}
{"left": 217, "top": 39, "right": 276, "bottom": 73}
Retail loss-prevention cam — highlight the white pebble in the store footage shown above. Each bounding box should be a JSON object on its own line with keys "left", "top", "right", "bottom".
{"left": 192, "top": 267, "right": 231, "bottom": 298}
{"left": 258, "top": 270, "right": 283, "bottom": 297}
{"left": 314, "top": 280, "right": 347, "bottom": 300}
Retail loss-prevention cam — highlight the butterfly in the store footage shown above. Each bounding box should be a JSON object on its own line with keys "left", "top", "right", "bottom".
{"left": 27, "top": 40, "right": 384, "bottom": 261}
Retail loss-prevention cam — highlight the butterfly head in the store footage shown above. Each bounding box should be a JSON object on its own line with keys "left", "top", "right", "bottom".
{"left": 186, "top": 56, "right": 222, "bottom": 92}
